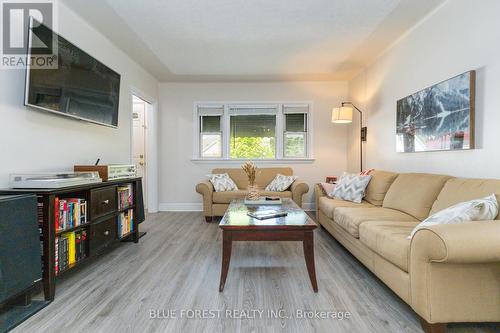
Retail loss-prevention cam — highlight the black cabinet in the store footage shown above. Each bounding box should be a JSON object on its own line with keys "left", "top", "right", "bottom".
{"left": 0, "top": 178, "right": 145, "bottom": 301}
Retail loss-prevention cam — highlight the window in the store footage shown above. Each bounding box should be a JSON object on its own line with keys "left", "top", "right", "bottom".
{"left": 283, "top": 105, "right": 308, "bottom": 158}
{"left": 198, "top": 105, "right": 223, "bottom": 158}
{"left": 195, "top": 103, "right": 311, "bottom": 160}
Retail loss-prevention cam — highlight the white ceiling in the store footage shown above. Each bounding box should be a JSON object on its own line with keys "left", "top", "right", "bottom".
{"left": 63, "top": 0, "right": 445, "bottom": 82}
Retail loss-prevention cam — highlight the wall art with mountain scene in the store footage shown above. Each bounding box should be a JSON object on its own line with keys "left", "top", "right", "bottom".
{"left": 396, "top": 71, "right": 475, "bottom": 152}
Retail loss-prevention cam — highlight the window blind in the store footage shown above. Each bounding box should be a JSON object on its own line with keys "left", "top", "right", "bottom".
{"left": 283, "top": 104, "right": 309, "bottom": 114}
{"left": 228, "top": 105, "right": 278, "bottom": 115}
{"left": 197, "top": 105, "right": 224, "bottom": 116}
{"left": 285, "top": 113, "right": 307, "bottom": 132}
{"left": 200, "top": 115, "right": 221, "bottom": 132}
{"left": 230, "top": 115, "right": 276, "bottom": 137}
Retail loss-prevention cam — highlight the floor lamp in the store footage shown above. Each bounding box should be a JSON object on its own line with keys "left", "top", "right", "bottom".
{"left": 331, "top": 102, "right": 367, "bottom": 173}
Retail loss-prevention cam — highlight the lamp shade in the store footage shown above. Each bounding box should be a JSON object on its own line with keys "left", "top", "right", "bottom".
{"left": 331, "top": 106, "right": 353, "bottom": 123}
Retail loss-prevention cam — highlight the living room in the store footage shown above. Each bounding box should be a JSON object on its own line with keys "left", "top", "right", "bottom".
{"left": 0, "top": 0, "right": 498, "bottom": 332}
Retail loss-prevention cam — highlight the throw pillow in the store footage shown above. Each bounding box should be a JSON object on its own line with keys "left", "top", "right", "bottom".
{"left": 360, "top": 168, "right": 375, "bottom": 176}
{"left": 265, "top": 174, "right": 297, "bottom": 192}
{"left": 321, "top": 182, "right": 336, "bottom": 198}
{"left": 209, "top": 173, "right": 238, "bottom": 192}
{"left": 331, "top": 172, "right": 372, "bottom": 203}
{"left": 408, "top": 194, "right": 498, "bottom": 239}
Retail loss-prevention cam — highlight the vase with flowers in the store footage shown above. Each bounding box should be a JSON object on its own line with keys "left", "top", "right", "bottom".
{"left": 242, "top": 161, "right": 260, "bottom": 200}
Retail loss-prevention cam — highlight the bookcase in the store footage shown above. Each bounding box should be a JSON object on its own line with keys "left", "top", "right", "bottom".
{"left": 0, "top": 178, "right": 145, "bottom": 301}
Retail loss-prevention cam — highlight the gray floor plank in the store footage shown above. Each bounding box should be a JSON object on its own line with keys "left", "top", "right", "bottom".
{"left": 13, "top": 212, "right": 499, "bottom": 333}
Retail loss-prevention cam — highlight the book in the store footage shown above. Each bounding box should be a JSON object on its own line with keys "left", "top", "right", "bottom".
{"left": 75, "top": 231, "right": 82, "bottom": 262}
{"left": 55, "top": 236, "right": 59, "bottom": 275}
{"left": 58, "top": 236, "right": 68, "bottom": 272}
{"left": 247, "top": 210, "right": 288, "bottom": 220}
{"left": 55, "top": 198, "right": 87, "bottom": 232}
{"left": 55, "top": 197, "right": 59, "bottom": 231}
{"left": 117, "top": 184, "right": 134, "bottom": 210}
{"left": 67, "top": 232, "right": 76, "bottom": 265}
{"left": 117, "top": 209, "right": 134, "bottom": 238}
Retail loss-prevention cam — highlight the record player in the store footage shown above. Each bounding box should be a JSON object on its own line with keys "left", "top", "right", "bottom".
{"left": 9, "top": 172, "right": 102, "bottom": 189}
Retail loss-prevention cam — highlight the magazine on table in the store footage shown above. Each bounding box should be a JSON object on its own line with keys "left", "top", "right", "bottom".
{"left": 247, "top": 209, "right": 288, "bottom": 220}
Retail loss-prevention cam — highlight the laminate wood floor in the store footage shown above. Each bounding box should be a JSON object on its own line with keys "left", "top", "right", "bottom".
{"left": 14, "top": 212, "right": 499, "bottom": 333}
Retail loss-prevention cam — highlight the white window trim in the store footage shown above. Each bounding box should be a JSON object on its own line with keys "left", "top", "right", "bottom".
{"left": 192, "top": 101, "right": 314, "bottom": 163}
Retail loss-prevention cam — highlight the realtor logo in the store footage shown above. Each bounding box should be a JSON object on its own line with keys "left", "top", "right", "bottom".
{"left": 1, "top": 0, "right": 57, "bottom": 69}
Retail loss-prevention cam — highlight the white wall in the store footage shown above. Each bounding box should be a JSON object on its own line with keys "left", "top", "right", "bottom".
{"left": 347, "top": 0, "right": 500, "bottom": 177}
{"left": 159, "top": 81, "right": 348, "bottom": 210}
{"left": 0, "top": 3, "right": 158, "bottom": 187}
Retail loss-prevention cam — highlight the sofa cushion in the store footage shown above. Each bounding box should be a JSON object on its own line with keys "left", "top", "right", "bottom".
{"left": 359, "top": 221, "right": 419, "bottom": 272}
{"left": 212, "top": 168, "right": 293, "bottom": 190}
{"left": 383, "top": 173, "right": 453, "bottom": 220}
{"left": 364, "top": 170, "right": 399, "bottom": 206}
{"left": 333, "top": 207, "right": 418, "bottom": 238}
{"left": 430, "top": 178, "right": 500, "bottom": 219}
{"left": 212, "top": 190, "right": 292, "bottom": 204}
{"left": 318, "top": 196, "right": 374, "bottom": 219}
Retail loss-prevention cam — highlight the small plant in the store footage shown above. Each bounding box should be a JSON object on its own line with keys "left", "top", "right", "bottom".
{"left": 241, "top": 161, "right": 257, "bottom": 186}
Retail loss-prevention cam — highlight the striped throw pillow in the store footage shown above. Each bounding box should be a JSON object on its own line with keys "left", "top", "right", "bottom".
{"left": 331, "top": 173, "right": 372, "bottom": 203}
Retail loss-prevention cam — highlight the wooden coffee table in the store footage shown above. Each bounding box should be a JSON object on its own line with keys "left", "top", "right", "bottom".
{"left": 218, "top": 198, "right": 318, "bottom": 292}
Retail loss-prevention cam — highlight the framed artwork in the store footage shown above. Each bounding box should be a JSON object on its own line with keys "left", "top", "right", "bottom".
{"left": 396, "top": 71, "right": 475, "bottom": 152}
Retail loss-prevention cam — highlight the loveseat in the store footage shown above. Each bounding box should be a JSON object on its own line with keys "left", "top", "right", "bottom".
{"left": 196, "top": 167, "right": 309, "bottom": 222}
{"left": 315, "top": 170, "right": 500, "bottom": 333}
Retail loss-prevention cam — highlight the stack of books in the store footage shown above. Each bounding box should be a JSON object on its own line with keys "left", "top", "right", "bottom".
{"left": 117, "top": 184, "right": 133, "bottom": 210}
{"left": 54, "top": 197, "right": 87, "bottom": 231}
{"left": 55, "top": 230, "right": 87, "bottom": 275}
{"left": 118, "top": 209, "right": 134, "bottom": 238}
{"left": 247, "top": 209, "right": 288, "bottom": 220}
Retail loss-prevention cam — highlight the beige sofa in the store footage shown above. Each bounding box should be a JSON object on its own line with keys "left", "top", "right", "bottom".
{"left": 315, "top": 170, "right": 500, "bottom": 333}
{"left": 196, "top": 167, "right": 309, "bottom": 222}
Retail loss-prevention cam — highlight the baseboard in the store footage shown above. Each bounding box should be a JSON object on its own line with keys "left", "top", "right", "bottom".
{"left": 159, "top": 202, "right": 315, "bottom": 212}
{"left": 158, "top": 203, "right": 203, "bottom": 211}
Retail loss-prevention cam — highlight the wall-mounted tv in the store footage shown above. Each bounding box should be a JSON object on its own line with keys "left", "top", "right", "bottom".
{"left": 25, "top": 20, "right": 121, "bottom": 127}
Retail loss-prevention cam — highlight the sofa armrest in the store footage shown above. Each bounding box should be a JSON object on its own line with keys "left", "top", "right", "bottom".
{"left": 195, "top": 181, "right": 214, "bottom": 217}
{"left": 410, "top": 221, "right": 500, "bottom": 323}
{"left": 314, "top": 184, "right": 326, "bottom": 218}
{"left": 411, "top": 221, "right": 500, "bottom": 264}
{"left": 290, "top": 180, "right": 309, "bottom": 208}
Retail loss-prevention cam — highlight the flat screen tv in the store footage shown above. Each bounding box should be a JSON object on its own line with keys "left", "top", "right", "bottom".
{"left": 25, "top": 21, "right": 121, "bottom": 127}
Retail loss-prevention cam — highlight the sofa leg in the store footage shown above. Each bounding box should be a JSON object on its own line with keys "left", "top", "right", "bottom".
{"left": 205, "top": 216, "right": 213, "bottom": 223}
{"left": 420, "top": 318, "right": 446, "bottom": 333}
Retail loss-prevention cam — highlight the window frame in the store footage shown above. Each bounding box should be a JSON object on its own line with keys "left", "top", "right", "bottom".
{"left": 193, "top": 101, "right": 313, "bottom": 162}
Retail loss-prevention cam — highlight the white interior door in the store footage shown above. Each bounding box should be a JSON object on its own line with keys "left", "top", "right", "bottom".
{"left": 132, "top": 96, "right": 148, "bottom": 207}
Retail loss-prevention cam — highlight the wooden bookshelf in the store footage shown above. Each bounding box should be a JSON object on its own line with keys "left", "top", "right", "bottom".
{"left": 0, "top": 177, "right": 145, "bottom": 301}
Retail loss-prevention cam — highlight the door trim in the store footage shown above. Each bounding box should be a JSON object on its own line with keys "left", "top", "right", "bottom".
{"left": 130, "top": 87, "right": 159, "bottom": 213}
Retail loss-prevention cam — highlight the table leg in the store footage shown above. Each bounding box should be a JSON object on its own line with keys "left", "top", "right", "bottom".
{"left": 219, "top": 231, "right": 232, "bottom": 292}
{"left": 303, "top": 231, "right": 318, "bottom": 292}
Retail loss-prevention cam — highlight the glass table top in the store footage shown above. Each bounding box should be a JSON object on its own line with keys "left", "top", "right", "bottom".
{"left": 219, "top": 198, "right": 316, "bottom": 228}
